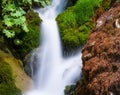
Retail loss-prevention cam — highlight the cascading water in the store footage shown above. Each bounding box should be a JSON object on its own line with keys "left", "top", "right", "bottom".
{"left": 24, "top": 0, "right": 82, "bottom": 95}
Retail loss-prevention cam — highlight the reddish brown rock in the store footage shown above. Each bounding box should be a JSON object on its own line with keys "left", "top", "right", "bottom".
{"left": 75, "top": 3, "right": 120, "bottom": 95}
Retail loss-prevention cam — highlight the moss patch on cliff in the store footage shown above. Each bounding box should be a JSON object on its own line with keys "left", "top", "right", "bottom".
{"left": 0, "top": 50, "right": 32, "bottom": 93}
{"left": 57, "top": 0, "right": 101, "bottom": 52}
{"left": 0, "top": 62, "right": 21, "bottom": 95}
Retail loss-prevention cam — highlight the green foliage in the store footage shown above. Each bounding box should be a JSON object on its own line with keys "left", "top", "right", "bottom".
{"left": 33, "top": 0, "right": 50, "bottom": 7}
{"left": 57, "top": 0, "right": 101, "bottom": 52}
{"left": 0, "top": 62, "right": 21, "bottom": 95}
{"left": 2, "top": 0, "right": 29, "bottom": 38}
{"left": 3, "top": 29, "right": 15, "bottom": 38}
{"left": 0, "top": 20, "right": 3, "bottom": 32}
{"left": 1, "top": 0, "right": 49, "bottom": 45}
{"left": 13, "top": 39, "right": 23, "bottom": 45}
{"left": 21, "top": 10, "right": 40, "bottom": 56}
{"left": 12, "top": 10, "right": 41, "bottom": 58}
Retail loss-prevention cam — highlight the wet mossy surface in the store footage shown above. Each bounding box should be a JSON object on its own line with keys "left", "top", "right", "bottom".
{"left": 56, "top": 0, "right": 100, "bottom": 53}
{"left": 56, "top": 0, "right": 115, "bottom": 54}
{"left": 0, "top": 62, "right": 21, "bottom": 95}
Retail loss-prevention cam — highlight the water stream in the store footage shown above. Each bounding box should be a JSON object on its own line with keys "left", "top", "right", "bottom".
{"left": 24, "top": 0, "right": 82, "bottom": 95}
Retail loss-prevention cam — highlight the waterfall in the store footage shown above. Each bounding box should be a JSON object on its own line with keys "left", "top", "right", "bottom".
{"left": 23, "top": 0, "right": 82, "bottom": 95}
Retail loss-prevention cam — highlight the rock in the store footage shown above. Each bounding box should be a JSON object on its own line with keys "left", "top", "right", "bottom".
{"left": 115, "top": 19, "right": 120, "bottom": 28}
{"left": 56, "top": 0, "right": 100, "bottom": 54}
{"left": 65, "top": 85, "right": 76, "bottom": 95}
{"left": 67, "top": 0, "right": 77, "bottom": 6}
{"left": 0, "top": 61, "right": 21, "bottom": 95}
{"left": 24, "top": 47, "right": 40, "bottom": 78}
{"left": 0, "top": 50, "right": 33, "bottom": 93}
{"left": 74, "top": 3, "right": 120, "bottom": 95}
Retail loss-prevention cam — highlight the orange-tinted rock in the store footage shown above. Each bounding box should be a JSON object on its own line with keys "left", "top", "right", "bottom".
{"left": 75, "top": 3, "right": 120, "bottom": 95}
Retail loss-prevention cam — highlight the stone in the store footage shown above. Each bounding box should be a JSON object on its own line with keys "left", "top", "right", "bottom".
{"left": 74, "top": 3, "right": 120, "bottom": 95}
{"left": 0, "top": 50, "right": 33, "bottom": 93}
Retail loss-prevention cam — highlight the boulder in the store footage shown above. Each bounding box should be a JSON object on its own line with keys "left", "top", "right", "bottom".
{"left": 74, "top": 3, "right": 120, "bottom": 95}
{"left": 0, "top": 50, "right": 33, "bottom": 93}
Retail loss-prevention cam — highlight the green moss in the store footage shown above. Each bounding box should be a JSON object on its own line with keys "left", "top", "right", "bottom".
{"left": 0, "top": 62, "right": 21, "bottom": 95}
{"left": 74, "top": 0, "right": 100, "bottom": 25}
{"left": 57, "top": 7, "right": 77, "bottom": 31}
{"left": 57, "top": 0, "right": 101, "bottom": 52}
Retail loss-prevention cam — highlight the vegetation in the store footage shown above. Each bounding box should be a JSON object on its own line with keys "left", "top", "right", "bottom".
{"left": 0, "top": 62, "right": 21, "bottom": 95}
{"left": 57, "top": 0, "right": 102, "bottom": 52}
{"left": 2, "top": 0, "right": 30, "bottom": 38}
{"left": 1, "top": 0, "right": 48, "bottom": 39}
{"left": 0, "top": 0, "right": 44, "bottom": 58}
{"left": 13, "top": 10, "right": 41, "bottom": 58}
{"left": 0, "top": 0, "right": 119, "bottom": 94}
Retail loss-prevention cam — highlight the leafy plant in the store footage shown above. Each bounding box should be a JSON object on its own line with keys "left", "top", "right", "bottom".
{"left": 1, "top": 0, "right": 49, "bottom": 40}
{"left": 34, "top": 0, "right": 50, "bottom": 7}
{"left": 2, "top": 0, "right": 29, "bottom": 38}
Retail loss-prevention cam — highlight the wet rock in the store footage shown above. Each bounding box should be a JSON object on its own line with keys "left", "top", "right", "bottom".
{"left": 65, "top": 85, "right": 76, "bottom": 95}
{"left": 115, "top": 19, "right": 120, "bottom": 28}
{"left": 24, "top": 47, "right": 40, "bottom": 78}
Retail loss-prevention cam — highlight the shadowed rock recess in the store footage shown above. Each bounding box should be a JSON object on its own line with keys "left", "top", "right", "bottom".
{"left": 74, "top": 3, "right": 120, "bottom": 95}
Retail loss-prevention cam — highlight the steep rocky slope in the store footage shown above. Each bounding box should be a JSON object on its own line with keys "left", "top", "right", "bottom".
{"left": 74, "top": 3, "right": 120, "bottom": 95}
{"left": 0, "top": 36, "right": 32, "bottom": 94}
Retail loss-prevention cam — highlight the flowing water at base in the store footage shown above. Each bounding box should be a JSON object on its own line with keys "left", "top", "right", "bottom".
{"left": 23, "top": 0, "right": 82, "bottom": 95}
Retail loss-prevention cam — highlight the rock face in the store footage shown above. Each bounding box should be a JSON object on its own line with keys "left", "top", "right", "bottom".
{"left": 0, "top": 36, "right": 32, "bottom": 94}
{"left": 0, "top": 50, "right": 33, "bottom": 93}
{"left": 75, "top": 3, "right": 120, "bottom": 95}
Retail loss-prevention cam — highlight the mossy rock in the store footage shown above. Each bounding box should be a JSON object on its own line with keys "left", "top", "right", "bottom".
{"left": 56, "top": 0, "right": 101, "bottom": 53}
{"left": 0, "top": 50, "right": 33, "bottom": 93}
{"left": 0, "top": 61, "right": 21, "bottom": 95}
{"left": 20, "top": 10, "right": 41, "bottom": 58}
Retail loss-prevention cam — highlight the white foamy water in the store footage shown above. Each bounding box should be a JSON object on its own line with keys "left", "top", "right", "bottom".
{"left": 23, "top": 0, "right": 82, "bottom": 95}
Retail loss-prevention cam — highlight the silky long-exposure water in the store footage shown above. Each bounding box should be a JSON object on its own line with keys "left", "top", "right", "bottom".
{"left": 24, "top": 0, "right": 82, "bottom": 95}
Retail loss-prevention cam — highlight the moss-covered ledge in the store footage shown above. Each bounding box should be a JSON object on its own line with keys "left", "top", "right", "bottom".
{"left": 56, "top": 0, "right": 102, "bottom": 54}
{"left": 0, "top": 50, "right": 33, "bottom": 94}
{"left": 0, "top": 61, "right": 21, "bottom": 95}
